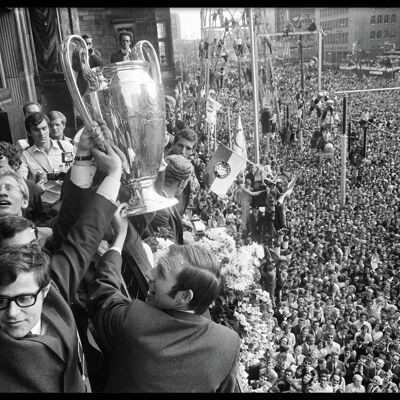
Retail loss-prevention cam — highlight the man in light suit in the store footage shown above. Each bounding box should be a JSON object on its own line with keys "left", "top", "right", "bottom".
{"left": 0, "top": 138, "right": 122, "bottom": 392}
{"left": 87, "top": 212, "right": 241, "bottom": 392}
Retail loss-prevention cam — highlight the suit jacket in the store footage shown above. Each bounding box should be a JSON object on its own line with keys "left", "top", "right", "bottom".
{"left": 87, "top": 250, "right": 241, "bottom": 393}
{"left": 0, "top": 182, "right": 117, "bottom": 392}
{"left": 366, "top": 383, "right": 382, "bottom": 393}
{"left": 327, "top": 360, "right": 346, "bottom": 376}
{"left": 149, "top": 205, "right": 184, "bottom": 244}
{"left": 110, "top": 50, "right": 135, "bottom": 63}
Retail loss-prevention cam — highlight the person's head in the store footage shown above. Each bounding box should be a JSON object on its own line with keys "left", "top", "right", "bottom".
{"left": 163, "top": 154, "right": 193, "bottom": 197}
{"left": 170, "top": 128, "right": 197, "bottom": 158}
{"left": 372, "top": 375, "right": 383, "bottom": 387}
{"left": 331, "top": 374, "right": 341, "bottom": 386}
{"left": 306, "top": 333, "right": 316, "bottom": 344}
{"left": 47, "top": 111, "right": 66, "bottom": 140}
{"left": 353, "top": 373, "right": 363, "bottom": 386}
{"left": 0, "top": 171, "right": 29, "bottom": 217}
{"left": 24, "top": 112, "right": 51, "bottom": 148}
{"left": 319, "top": 372, "right": 329, "bottom": 386}
{"left": 375, "top": 358, "right": 385, "bottom": 369}
{"left": 144, "top": 244, "right": 222, "bottom": 315}
{"left": 0, "top": 242, "right": 50, "bottom": 339}
{"left": 82, "top": 33, "right": 93, "bottom": 50}
{"left": 23, "top": 101, "right": 42, "bottom": 117}
{"left": 0, "top": 141, "right": 22, "bottom": 173}
{"left": 118, "top": 30, "right": 132, "bottom": 52}
{"left": 0, "top": 216, "right": 37, "bottom": 248}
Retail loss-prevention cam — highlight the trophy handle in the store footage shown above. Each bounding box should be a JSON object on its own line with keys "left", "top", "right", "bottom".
{"left": 132, "top": 40, "right": 162, "bottom": 84}
{"left": 60, "top": 35, "right": 97, "bottom": 128}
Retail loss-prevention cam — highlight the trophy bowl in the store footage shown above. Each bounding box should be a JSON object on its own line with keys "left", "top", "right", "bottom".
{"left": 60, "top": 35, "right": 178, "bottom": 215}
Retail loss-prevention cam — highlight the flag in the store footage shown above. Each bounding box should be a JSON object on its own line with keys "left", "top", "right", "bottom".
{"left": 204, "top": 143, "right": 246, "bottom": 197}
{"left": 233, "top": 114, "right": 247, "bottom": 161}
{"left": 277, "top": 174, "right": 298, "bottom": 205}
{"left": 206, "top": 95, "right": 222, "bottom": 126}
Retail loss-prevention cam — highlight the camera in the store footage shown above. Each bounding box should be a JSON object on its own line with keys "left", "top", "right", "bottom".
{"left": 47, "top": 172, "right": 66, "bottom": 181}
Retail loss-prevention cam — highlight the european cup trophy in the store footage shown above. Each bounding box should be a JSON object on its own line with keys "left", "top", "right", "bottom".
{"left": 60, "top": 35, "right": 178, "bottom": 215}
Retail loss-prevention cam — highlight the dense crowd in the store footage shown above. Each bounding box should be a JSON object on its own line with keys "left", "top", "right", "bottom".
{"left": 173, "top": 59, "right": 400, "bottom": 393}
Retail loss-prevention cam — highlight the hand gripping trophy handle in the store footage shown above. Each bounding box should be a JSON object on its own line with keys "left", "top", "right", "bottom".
{"left": 60, "top": 35, "right": 178, "bottom": 216}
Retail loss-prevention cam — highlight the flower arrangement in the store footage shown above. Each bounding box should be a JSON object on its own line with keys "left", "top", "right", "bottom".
{"left": 193, "top": 228, "right": 275, "bottom": 392}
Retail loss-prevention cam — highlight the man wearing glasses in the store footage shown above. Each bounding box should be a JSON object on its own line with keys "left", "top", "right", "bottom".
{"left": 0, "top": 127, "right": 121, "bottom": 392}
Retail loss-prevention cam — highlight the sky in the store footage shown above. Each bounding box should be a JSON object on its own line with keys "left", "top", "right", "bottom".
{"left": 171, "top": 8, "right": 202, "bottom": 40}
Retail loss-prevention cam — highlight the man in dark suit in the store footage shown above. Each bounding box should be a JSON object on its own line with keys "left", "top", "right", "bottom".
{"left": 110, "top": 31, "right": 135, "bottom": 63}
{"left": 149, "top": 154, "right": 193, "bottom": 244}
{"left": 87, "top": 210, "right": 241, "bottom": 393}
{"left": 327, "top": 351, "right": 346, "bottom": 377}
{"left": 166, "top": 128, "right": 198, "bottom": 216}
{"left": 0, "top": 140, "right": 121, "bottom": 392}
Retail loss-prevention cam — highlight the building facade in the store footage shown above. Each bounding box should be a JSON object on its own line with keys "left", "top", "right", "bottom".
{"left": 315, "top": 7, "right": 400, "bottom": 64}
{"left": 0, "top": 7, "right": 177, "bottom": 144}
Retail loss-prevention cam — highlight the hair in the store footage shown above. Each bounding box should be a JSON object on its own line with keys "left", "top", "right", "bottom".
{"left": 82, "top": 33, "right": 93, "bottom": 40}
{"left": 164, "top": 244, "right": 222, "bottom": 315}
{"left": 0, "top": 170, "right": 29, "bottom": 207}
{"left": 118, "top": 30, "right": 132, "bottom": 41}
{"left": 47, "top": 110, "right": 66, "bottom": 126}
{"left": 0, "top": 242, "right": 49, "bottom": 288}
{"left": 24, "top": 112, "right": 50, "bottom": 146}
{"left": 22, "top": 101, "right": 42, "bottom": 116}
{"left": 0, "top": 215, "right": 36, "bottom": 246}
{"left": 174, "top": 128, "right": 198, "bottom": 147}
{"left": 0, "top": 141, "right": 22, "bottom": 170}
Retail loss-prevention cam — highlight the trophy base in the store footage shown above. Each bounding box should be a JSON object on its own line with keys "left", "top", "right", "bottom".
{"left": 125, "top": 184, "right": 179, "bottom": 216}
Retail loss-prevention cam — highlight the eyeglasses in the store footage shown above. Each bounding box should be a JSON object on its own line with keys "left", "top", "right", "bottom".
{"left": 0, "top": 285, "right": 47, "bottom": 310}
{"left": 0, "top": 183, "right": 22, "bottom": 194}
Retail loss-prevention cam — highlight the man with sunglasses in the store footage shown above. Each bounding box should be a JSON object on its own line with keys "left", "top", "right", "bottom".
{"left": 0, "top": 128, "right": 122, "bottom": 392}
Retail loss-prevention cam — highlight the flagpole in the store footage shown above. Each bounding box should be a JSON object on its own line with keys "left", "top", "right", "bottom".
{"left": 249, "top": 8, "right": 260, "bottom": 165}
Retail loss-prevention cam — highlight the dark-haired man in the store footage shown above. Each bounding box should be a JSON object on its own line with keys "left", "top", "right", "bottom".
{"left": 110, "top": 31, "right": 135, "bottom": 63}
{"left": 82, "top": 33, "right": 103, "bottom": 68}
{"left": 20, "top": 112, "right": 74, "bottom": 205}
{"left": 0, "top": 138, "right": 122, "bottom": 392}
{"left": 87, "top": 206, "right": 241, "bottom": 392}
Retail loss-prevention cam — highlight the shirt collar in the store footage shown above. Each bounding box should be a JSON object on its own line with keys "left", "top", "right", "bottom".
{"left": 31, "top": 318, "right": 41, "bottom": 335}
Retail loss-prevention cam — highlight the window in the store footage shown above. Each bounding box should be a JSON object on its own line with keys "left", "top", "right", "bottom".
{"left": 391, "top": 14, "right": 396, "bottom": 23}
{"left": 157, "top": 22, "right": 166, "bottom": 39}
{"left": 377, "top": 15, "right": 382, "bottom": 24}
{"left": 370, "top": 31, "right": 375, "bottom": 39}
{"left": 371, "top": 15, "right": 376, "bottom": 24}
{"left": 377, "top": 30, "right": 382, "bottom": 38}
{"left": 384, "top": 30, "right": 389, "bottom": 38}
{"left": 390, "top": 30, "right": 395, "bottom": 38}
{"left": 344, "top": 32, "right": 348, "bottom": 43}
{"left": 384, "top": 15, "right": 389, "bottom": 23}
{"left": 158, "top": 41, "right": 166, "bottom": 65}
{"left": 345, "top": 18, "right": 348, "bottom": 27}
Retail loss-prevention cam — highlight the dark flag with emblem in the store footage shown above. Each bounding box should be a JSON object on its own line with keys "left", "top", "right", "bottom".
{"left": 204, "top": 143, "right": 246, "bottom": 197}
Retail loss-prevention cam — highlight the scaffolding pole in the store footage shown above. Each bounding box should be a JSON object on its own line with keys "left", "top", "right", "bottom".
{"left": 249, "top": 8, "right": 260, "bottom": 165}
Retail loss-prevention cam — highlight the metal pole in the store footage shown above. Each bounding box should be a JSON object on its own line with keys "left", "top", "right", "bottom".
{"left": 363, "top": 125, "right": 367, "bottom": 158}
{"left": 318, "top": 30, "right": 323, "bottom": 92}
{"left": 299, "top": 34, "right": 304, "bottom": 91}
{"left": 340, "top": 94, "right": 348, "bottom": 209}
{"left": 228, "top": 106, "right": 232, "bottom": 148}
{"left": 335, "top": 86, "right": 400, "bottom": 94}
{"left": 179, "top": 52, "right": 184, "bottom": 112}
{"left": 249, "top": 8, "right": 260, "bottom": 164}
{"left": 238, "top": 57, "right": 242, "bottom": 100}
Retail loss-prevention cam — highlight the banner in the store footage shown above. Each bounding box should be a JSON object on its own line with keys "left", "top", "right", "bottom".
{"left": 204, "top": 143, "right": 246, "bottom": 197}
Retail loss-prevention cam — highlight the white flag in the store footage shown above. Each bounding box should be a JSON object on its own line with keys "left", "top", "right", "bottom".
{"left": 233, "top": 114, "right": 247, "bottom": 161}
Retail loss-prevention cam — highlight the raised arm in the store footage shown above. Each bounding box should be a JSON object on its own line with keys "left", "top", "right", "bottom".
{"left": 50, "top": 140, "right": 122, "bottom": 302}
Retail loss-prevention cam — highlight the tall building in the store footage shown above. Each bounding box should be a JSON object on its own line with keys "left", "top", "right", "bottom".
{"left": 315, "top": 7, "right": 400, "bottom": 64}
{"left": 171, "top": 12, "right": 181, "bottom": 40}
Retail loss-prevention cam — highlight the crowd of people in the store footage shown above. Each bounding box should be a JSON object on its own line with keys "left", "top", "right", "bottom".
{"left": 1, "top": 27, "right": 400, "bottom": 392}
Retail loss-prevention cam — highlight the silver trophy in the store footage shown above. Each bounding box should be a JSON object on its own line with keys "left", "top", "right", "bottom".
{"left": 60, "top": 35, "right": 178, "bottom": 215}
